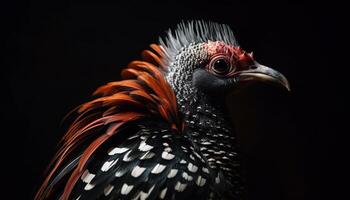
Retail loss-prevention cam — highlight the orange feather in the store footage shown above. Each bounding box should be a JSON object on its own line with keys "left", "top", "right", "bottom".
{"left": 35, "top": 44, "right": 183, "bottom": 200}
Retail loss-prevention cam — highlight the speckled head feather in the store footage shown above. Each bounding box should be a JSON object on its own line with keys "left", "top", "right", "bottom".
{"left": 159, "top": 21, "right": 239, "bottom": 66}
{"left": 159, "top": 21, "right": 246, "bottom": 107}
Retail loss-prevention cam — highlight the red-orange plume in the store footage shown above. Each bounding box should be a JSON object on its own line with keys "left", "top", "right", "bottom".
{"left": 35, "top": 44, "right": 183, "bottom": 200}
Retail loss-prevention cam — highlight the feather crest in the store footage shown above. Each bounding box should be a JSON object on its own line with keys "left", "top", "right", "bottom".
{"left": 159, "top": 20, "right": 238, "bottom": 65}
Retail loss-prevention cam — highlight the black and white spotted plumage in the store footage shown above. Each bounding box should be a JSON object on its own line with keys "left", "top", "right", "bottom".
{"left": 69, "top": 116, "right": 242, "bottom": 200}
{"left": 37, "top": 20, "right": 289, "bottom": 200}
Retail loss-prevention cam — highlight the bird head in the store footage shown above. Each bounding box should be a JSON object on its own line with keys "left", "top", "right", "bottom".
{"left": 161, "top": 21, "right": 290, "bottom": 110}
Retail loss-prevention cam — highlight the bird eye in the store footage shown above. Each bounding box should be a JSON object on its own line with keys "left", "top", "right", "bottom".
{"left": 208, "top": 56, "right": 233, "bottom": 76}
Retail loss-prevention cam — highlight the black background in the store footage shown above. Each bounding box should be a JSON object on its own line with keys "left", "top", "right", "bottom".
{"left": 3, "top": 1, "right": 347, "bottom": 199}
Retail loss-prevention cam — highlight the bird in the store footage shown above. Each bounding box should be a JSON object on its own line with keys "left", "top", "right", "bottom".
{"left": 35, "top": 20, "right": 290, "bottom": 200}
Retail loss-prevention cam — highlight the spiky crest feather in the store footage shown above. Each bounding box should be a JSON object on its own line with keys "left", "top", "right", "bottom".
{"left": 159, "top": 20, "right": 238, "bottom": 65}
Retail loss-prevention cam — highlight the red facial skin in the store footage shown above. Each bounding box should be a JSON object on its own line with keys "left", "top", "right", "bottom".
{"left": 205, "top": 41, "right": 255, "bottom": 77}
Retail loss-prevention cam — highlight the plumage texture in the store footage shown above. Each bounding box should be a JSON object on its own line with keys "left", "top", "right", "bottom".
{"left": 160, "top": 21, "right": 238, "bottom": 66}
{"left": 36, "top": 20, "right": 245, "bottom": 200}
{"left": 36, "top": 44, "right": 184, "bottom": 200}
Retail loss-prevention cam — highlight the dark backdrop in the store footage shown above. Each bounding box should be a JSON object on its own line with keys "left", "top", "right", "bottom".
{"left": 3, "top": 1, "right": 347, "bottom": 199}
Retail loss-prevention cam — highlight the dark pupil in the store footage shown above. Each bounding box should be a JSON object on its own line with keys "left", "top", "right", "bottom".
{"left": 213, "top": 59, "right": 230, "bottom": 74}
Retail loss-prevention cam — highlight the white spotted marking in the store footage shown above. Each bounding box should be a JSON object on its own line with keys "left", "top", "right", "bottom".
{"left": 140, "top": 151, "right": 155, "bottom": 160}
{"left": 108, "top": 147, "right": 129, "bottom": 155}
{"left": 162, "top": 151, "right": 175, "bottom": 160}
{"left": 215, "top": 175, "right": 220, "bottom": 184}
{"left": 104, "top": 184, "right": 114, "bottom": 196}
{"left": 115, "top": 170, "right": 126, "bottom": 177}
{"left": 214, "top": 150, "right": 225, "bottom": 155}
{"left": 139, "top": 141, "right": 153, "bottom": 151}
{"left": 180, "top": 159, "right": 187, "bottom": 164}
{"left": 182, "top": 172, "right": 193, "bottom": 181}
{"left": 123, "top": 150, "right": 133, "bottom": 162}
{"left": 208, "top": 158, "right": 215, "bottom": 162}
{"left": 187, "top": 163, "right": 198, "bottom": 173}
{"left": 164, "top": 147, "right": 172, "bottom": 152}
{"left": 193, "top": 151, "right": 202, "bottom": 159}
{"left": 81, "top": 170, "right": 95, "bottom": 183}
{"left": 207, "top": 149, "right": 215, "bottom": 153}
{"left": 101, "top": 159, "right": 118, "bottom": 172}
{"left": 196, "top": 176, "right": 206, "bottom": 187}
{"left": 202, "top": 167, "right": 209, "bottom": 174}
{"left": 163, "top": 143, "right": 169, "bottom": 147}
{"left": 138, "top": 185, "right": 155, "bottom": 200}
{"left": 140, "top": 135, "right": 147, "bottom": 140}
{"left": 151, "top": 164, "right": 166, "bottom": 174}
{"left": 127, "top": 134, "right": 139, "bottom": 140}
{"left": 159, "top": 187, "right": 167, "bottom": 199}
{"left": 202, "top": 141, "right": 212, "bottom": 145}
{"left": 222, "top": 167, "right": 232, "bottom": 171}
{"left": 131, "top": 166, "right": 146, "bottom": 178}
{"left": 174, "top": 181, "right": 187, "bottom": 192}
{"left": 216, "top": 160, "right": 223, "bottom": 164}
{"left": 167, "top": 169, "right": 178, "bottom": 178}
{"left": 84, "top": 183, "right": 95, "bottom": 190}
{"left": 189, "top": 154, "right": 195, "bottom": 160}
{"left": 121, "top": 183, "right": 134, "bottom": 195}
{"left": 200, "top": 147, "right": 207, "bottom": 151}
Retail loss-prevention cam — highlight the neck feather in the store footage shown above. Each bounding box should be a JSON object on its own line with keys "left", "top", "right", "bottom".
{"left": 180, "top": 91, "right": 242, "bottom": 183}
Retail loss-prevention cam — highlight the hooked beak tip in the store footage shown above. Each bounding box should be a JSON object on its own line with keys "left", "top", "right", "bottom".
{"left": 237, "top": 62, "right": 291, "bottom": 92}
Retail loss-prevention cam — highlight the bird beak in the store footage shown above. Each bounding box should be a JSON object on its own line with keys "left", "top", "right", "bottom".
{"left": 236, "top": 61, "right": 291, "bottom": 91}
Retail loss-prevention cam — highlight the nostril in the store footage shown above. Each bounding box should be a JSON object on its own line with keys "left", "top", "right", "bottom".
{"left": 250, "top": 65, "right": 258, "bottom": 69}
